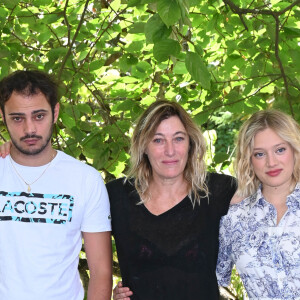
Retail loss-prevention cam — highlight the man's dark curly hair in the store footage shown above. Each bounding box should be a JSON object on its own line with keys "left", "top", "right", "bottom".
{"left": 0, "top": 70, "right": 59, "bottom": 120}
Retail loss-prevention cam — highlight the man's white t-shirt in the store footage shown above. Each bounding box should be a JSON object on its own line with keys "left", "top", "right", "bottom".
{"left": 0, "top": 151, "right": 111, "bottom": 300}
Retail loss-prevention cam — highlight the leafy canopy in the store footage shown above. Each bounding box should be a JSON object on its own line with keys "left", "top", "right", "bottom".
{"left": 0, "top": 0, "right": 299, "bottom": 178}
{"left": 1, "top": 0, "right": 299, "bottom": 297}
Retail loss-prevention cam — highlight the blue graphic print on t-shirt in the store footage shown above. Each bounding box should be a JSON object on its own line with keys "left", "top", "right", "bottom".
{"left": 0, "top": 191, "right": 74, "bottom": 224}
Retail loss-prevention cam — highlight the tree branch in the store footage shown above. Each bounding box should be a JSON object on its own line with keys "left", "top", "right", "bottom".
{"left": 223, "top": 0, "right": 299, "bottom": 116}
{"left": 79, "top": 6, "right": 128, "bottom": 69}
{"left": 272, "top": 13, "right": 294, "bottom": 116}
{"left": 63, "top": 0, "right": 71, "bottom": 46}
{"left": 278, "top": 0, "right": 300, "bottom": 16}
{"left": 57, "top": 0, "right": 90, "bottom": 80}
{"left": 214, "top": 73, "right": 281, "bottom": 84}
{"left": 200, "top": 76, "right": 281, "bottom": 115}
{"left": 79, "top": 78, "right": 130, "bottom": 143}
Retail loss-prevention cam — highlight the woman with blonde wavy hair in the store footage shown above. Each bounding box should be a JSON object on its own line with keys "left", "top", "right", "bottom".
{"left": 107, "top": 100, "right": 236, "bottom": 300}
{"left": 217, "top": 109, "right": 300, "bottom": 299}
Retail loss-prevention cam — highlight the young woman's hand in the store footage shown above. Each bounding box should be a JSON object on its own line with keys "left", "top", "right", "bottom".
{"left": 0, "top": 141, "right": 11, "bottom": 158}
{"left": 113, "top": 281, "right": 133, "bottom": 300}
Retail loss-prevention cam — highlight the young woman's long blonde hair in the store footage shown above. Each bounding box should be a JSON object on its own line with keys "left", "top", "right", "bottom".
{"left": 127, "top": 100, "right": 208, "bottom": 205}
{"left": 235, "top": 109, "right": 300, "bottom": 197}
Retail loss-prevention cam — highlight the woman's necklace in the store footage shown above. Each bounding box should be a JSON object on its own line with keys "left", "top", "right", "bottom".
{"left": 9, "top": 151, "right": 56, "bottom": 192}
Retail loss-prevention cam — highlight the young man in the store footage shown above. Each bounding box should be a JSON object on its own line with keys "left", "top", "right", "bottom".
{"left": 0, "top": 70, "right": 112, "bottom": 300}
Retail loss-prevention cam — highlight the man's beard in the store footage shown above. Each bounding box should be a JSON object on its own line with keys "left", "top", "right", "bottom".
{"left": 9, "top": 124, "right": 54, "bottom": 156}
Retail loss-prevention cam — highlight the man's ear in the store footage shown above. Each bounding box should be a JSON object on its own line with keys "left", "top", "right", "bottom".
{"left": 53, "top": 103, "right": 60, "bottom": 123}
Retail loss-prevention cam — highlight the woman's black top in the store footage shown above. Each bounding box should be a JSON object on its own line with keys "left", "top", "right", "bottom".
{"left": 106, "top": 173, "right": 236, "bottom": 300}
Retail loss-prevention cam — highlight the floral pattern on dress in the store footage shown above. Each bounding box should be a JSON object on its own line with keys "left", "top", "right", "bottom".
{"left": 216, "top": 184, "right": 300, "bottom": 300}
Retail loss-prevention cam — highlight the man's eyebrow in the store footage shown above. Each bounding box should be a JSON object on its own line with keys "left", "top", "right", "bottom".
{"left": 8, "top": 109, "right": 48, "bottom": 116}
{"left": 32, "top": 109, "right": 48, "bottom": 114}
{"left": 8, "top": 112, "right": 25, "bottom": 116}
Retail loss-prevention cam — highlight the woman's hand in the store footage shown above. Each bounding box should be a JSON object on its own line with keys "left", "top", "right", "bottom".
{"left": 113, "top": 281, "right": 133, "bottom": 300}
{"left": 0, "top": 141, "right": 11, "bottom": 158}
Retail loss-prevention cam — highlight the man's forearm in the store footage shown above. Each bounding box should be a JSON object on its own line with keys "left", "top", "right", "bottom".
{"left": 87, "top": 275, "right": 112, "bottom": 300}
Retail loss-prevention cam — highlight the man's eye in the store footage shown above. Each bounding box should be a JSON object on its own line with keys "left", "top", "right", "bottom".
{"left": 13, "top": 117, "right": 22, "bottom": 122}
{"left": 36, "top": 114, "right": 44, "bottom": 120}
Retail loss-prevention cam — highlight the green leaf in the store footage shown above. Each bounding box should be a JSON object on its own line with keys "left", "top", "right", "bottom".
{"left": 34, "top": 0, "right": 53, "bottom": 5}
{"left": 2, "top": 0, "right": 20, "bottom": 8}
{"left": 89, "top": 60, "right": 103, "bottom": 72}
{"left": 119, "top": 56, "right": 131, "bottom": 72}
{"left": 290, "top": 50, "right": 300, "bottom": 71}
{"left": 77, "top": 103, "right": 92, "bottom": 115}
{"left": 193, "top": 112, "right": 210, "bottom": 126}
{"left": 226, "top": 90, "right": 239, "bottom": 103}
{"left": 135, "top": 61, "right": 152, "bottom": 73}
{"left": 227, "top": 101, "right": 245, "bottom": 113}
{"left": 38, "top": 31, "right": 52, "bottom": 44}
{"left": 94, "top": 147, "right": 111, "bottom": 169}
{"left": 111, "top": 100, "right": 138, "bottom": 113}
{"left": 173, "top": 61, "right": 187, "bottom": 74}
{"left": 145, "top": 14, "right": 171, "bottom": 44}
{"left": 128, "top": 22, "right": 145, "bottom": 33}
{"left": 60, "top": 112, "right": 76, "bottom": 128}
{"left": 47, "top": 47, "right": 68, "bottom": 61}
{"left": 194, "top": 44, "right": 204, "bottom": 56}
{"left": 64, "top": 140, "right": 81, "bottom": 158}
{"left": 185, "top": 52, "right": 211, "bottom": 89}
{"left": 128, "top": 0, "right": 142, "bottom": 6}
{"left": 130, "top": 61, "right": 152, "bottom": 79}
{"left": 0, "top": 59, "right": 10, "bottom": 77}
{"left": 70, "top": 126, "right": 85, "bottom": 142}
{"left": 266, "top": 24, "right": 276, "bottom": 42}
{"left": 107, "top": 159, "right": 126, "bottom": 177}
{"left": 83, "top": 139, "right": 105, "bottom": 159}
{"left": 0, "top": 48, "right": 10, "bottom": 59}
{"left": 42, "top": 12, "right": 63, "bottom": 24}
{"left": 127, "top": 41, "right": 144, "bottom": 53}
{"left": 153, "top": 39, "right": 181, "bottom": 62}
{"left": 78, "top": 50, "right": 89, "bottom": 61}
{"left": 289, "top": 86, "right": 300, "bottom": 97}
{"left": 157, "top": 0, "right": 181, "bottom": 27}
{"left": 105, "top": 150, "right": 128, "bottom": 177}
{"left": 283, "top": 27, "right": 300, "bottom": 39}
{"left": 110, "top": 0, "right": 121, "bottom": 11}
{"left": 214, "top": 152, "right": 229, "bottom": 164}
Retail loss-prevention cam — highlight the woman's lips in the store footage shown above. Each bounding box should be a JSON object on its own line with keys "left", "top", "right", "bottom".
{"left": 266, "top": 169, "right": 282, "bottom": 176}
{"left": 162, "top": 160, "right": 178, "bottom": 164}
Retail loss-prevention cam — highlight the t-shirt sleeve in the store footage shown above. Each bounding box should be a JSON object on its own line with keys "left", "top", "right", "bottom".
{"left": 216, "top": 212, "right": 234, "bottom": 286}
{"left": 81, "top": 172, "right": 111, "bottom": 233}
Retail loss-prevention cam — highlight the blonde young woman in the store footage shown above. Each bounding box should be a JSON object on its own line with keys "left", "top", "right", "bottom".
{"left": 107, "top": 100, "right": 236, "bottom": 300}
{"left": 217, "top": 110, "right": 300, "bottom": 299}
